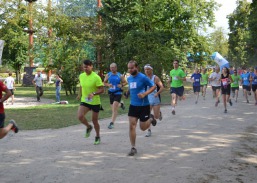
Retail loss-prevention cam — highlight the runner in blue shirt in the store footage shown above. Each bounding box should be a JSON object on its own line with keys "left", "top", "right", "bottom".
{"left": 190, "top": 68, "right": 202, "bottom": 104}
{"left": 125, "top": 60, "right": 157, "bottom": 156}
{"left": 104, "top": 63, "right": 127, "bottom": 129}
{"left": 251, "top": 67, "right": 257, "bottom": 105}
{"left": 240, "top": 66, "right": 251, "bottom": 103}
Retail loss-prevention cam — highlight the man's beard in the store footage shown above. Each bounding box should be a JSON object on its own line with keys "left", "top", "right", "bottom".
{"left": 131, "top": 70, "right": 138, "bottom": 76}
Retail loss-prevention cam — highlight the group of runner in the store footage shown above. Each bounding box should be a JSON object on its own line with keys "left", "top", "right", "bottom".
{"left": 1, "top": 58, "right": 256, "bottom": 156}
{"left": 191, "top": 65, "right": 257, "bottom": 113}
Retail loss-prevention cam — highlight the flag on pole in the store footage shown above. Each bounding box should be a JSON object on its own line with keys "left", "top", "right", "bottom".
{"left": 0, "top": 40, "right": 4, "bottom": 65}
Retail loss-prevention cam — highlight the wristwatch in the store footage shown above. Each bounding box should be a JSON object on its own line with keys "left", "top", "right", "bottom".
{"left": 92, "top": 92, "right": 96, "bottom": 95}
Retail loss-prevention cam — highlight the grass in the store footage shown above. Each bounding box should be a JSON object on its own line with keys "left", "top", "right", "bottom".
{"left": 5, "top": 82, "right": 193, "bottom": 130}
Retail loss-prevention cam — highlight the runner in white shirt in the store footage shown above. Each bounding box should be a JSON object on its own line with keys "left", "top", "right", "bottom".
{"left": 209, "top": 66, "right": 221, "bottom": 107}
{"left": 4, "top": 72, "right": 15, "bottom": 105}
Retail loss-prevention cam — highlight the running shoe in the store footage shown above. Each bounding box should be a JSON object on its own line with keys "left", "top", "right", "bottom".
{"left": 248, "top": 91, "right": 251, "bottom": 95}
{"left": 172, "top": 110, "right": 176, "bottom": 115}
{"left": 224, "top": 109, "right": 227, "bottom": 113}
{"left": 85, "top": 125, "right": 93, "bottom": 138}
{"left": 9, "top": 119, "right": 19, "bottom": 133}
{"left": 215, "top": 101, "right": 218, "bottom": 107}
{"left": 94, "top": 137, "right": 101, "bottom": 145}
{"left": 229, "top": 99, "right": 233, "bottom": 106}
{"left": 159, "top": 111, "right": 162, "bottom": 121}
{"left": 128, "top": 147, "right": 137, "bottom": 156}
{"left": 120, "top": 102, "right": 125, "bottom": 110}
{"left": 150, "top": 114, "right": 157, "bottom": 126}
{"left": 195, "top": 101, "right": 198, "bottom": 104}
{"left": 108, "top": 122, "right": 114, "bottom": 129}
{"left": 255, "top": 102, "right": 257, "bottom": 106}
{"left": 247, "top": 100, "right": 249, "bottom": 103}
{"left": 145, "top": 129, "right": 151, "bottom": 137}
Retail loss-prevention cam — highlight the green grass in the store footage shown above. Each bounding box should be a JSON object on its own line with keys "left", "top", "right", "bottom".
{"left": 5, "top": 82, "right": 192, "bottom": 130}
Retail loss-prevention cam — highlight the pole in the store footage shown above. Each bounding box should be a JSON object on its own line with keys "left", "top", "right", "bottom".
{"left": 97, "top": 0, "right": 104, "bottom": 80}
{"left": 28, "top": 1, "right": 34, "bottom": 67}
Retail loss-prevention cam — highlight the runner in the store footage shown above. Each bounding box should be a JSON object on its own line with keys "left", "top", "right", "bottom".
{"left": 144, "top": 64, "right": 164, "bottom": 137}
{"left": 251, "top": 67, "right": 257, "bottom": 105}
{"left": 209, "top": 66, "right": 221, "bottom": 107}
{"left": 191, "top": 68, "right": 202, "bottom": 104}
{"left": 200, "top": 68, "right": 209, "bottom": 100}
{"left": 220, "top": 67, "right": 233, "bottom": 113}
{"left": 169, "top": 60, "right": 186, "bottom": 115}
{"left": 231, "top": 69, "right": 240, "bottom": 102}
{"left": 77, "top": 60, "right": 104, "bottom": 145}
{"left": 103, "top": 63, "right": 127, "bottom": 129}
{"left": 240, "top": 66, "right": 251, "bottom": 103}
{"left": 126, "top": 60, "right": 157, "bottom": 156}
{"left": 0, "top": 80, "right": 19, "bottom": 139}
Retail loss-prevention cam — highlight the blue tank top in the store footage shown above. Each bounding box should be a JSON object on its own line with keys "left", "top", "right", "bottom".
{"left": 252, "top": 73, "right": 257, "bottom": 85}
{"left": 127, "top": 72, "right": 154, "bottom": 106}
{"left": 107, "top": 72, "right": 122, "bottom": 95}
{"left": 191, "top": 73, "right": 202, "bottom": 86}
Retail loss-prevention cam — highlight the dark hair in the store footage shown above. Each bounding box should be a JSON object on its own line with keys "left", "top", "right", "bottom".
{"left": 173, "top": 60, "right": 179, "bottom": 64}
{"left": 8, "top": 72, "right": 12, "bottom": 76}
{"left": 128, "top": 60, "right": 138, "bottom": 67}
{"left": 83, "top": 60, "right": 93, "bottom": 66}
{"left": 223, "top": 67, "right": 230, "bottom": 75}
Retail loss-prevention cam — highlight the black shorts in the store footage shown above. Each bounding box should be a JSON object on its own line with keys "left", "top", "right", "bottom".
{"left": 252, "top": 85, "right": 257, "bottom": 92}
{"left": 0, "top": 113, "right": 5, "bottom": 128}
{"left": 243, "top": 85, "right": 250, "bottom": 91}
{"left": 221, "top": 85, "right": 231, "bottom": 95}
{"left": 193, "top": 86, "right": 201, "bottom": 93}
{"left": 9, "top": 89, "right": 14, "bottom": 95}
{"left": 170, "top": 86, "right": 184, "bottom": 97}
{"left": 80, "top": 102, "right": 101, "bottom": 113}
{"left": 128, "top": 105, "right": 150, "bottom": 122}
{"left": 231, "top": 87, "right": 239, "bottom": 92}
{"left": 109, "top": 94, "right": 122, "bottom": 104}
{"left": 212, "top": 86, "right": 221, "bottom": 91}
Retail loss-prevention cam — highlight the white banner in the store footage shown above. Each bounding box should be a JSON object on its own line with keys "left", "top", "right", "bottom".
{"left": 0, "top": 40, "right": 4, "bottom": 65}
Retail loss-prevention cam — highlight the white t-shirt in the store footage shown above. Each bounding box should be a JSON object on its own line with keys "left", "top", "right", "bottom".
{"left": 5, "top": 76, "right": 15, "bottom": 89}
{"left": 209, "top": 72, "right": 221, "bottom": 86}
{"left": 34, "top": 76, "right": 44, "bottom": 87}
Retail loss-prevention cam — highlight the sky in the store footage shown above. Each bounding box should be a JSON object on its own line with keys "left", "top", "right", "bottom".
{"left": 213, "top": 0, "right": 252, "bottom": 33}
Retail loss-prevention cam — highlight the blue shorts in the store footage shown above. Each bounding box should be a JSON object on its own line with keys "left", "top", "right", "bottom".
{"left": 170, "top": 86, "right": 184, "bottom": 97}
{"left": 243, "top": 85, "right": 250, "bottom": 91}
{"left": 148, "top": 94, "right": 161, "bottom": 106}
{"left": 252, "top": 85, "right": 257, "bottom": 92}
{"left": 193, "top": 86, "right": 201, "bottom": 93}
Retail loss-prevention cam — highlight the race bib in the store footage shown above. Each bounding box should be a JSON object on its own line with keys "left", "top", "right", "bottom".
{"left": 130, "top": 82, "right": 137, "bottom": 89}
{"left": 195, "top": 79, "right": 199, "bottom": 82}
{"left": 173, "top": 76, "right": 178, "bottom": 80}
{"left": 110, "top": 85, "right": 116, "bottom": 89}
{"left": 222, "top": 78, "right": 228, "bottom": 86}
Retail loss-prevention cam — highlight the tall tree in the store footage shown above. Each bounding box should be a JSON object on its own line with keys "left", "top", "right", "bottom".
{"left": 248, "top": 0, "right": 257, "bottom": 64}
{"left": 99, "top": 0, "right": 218, "bottom": 77}
{"left": 0, "top": 0, "right": 28, "bottom": 83}
{"left": 209, "top": 27, "right": 228, "bottom": 57}
{"left": 227, "top": 0, "right": 250, "bottom": 67}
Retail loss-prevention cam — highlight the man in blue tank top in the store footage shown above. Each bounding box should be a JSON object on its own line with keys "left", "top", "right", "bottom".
{"left": 126, "top": 60, "right": 157, "bottom": 156}
{"left": 240, "top": 66, "right": 251, "bottom": 103}
{"left": 251, "top": 67, "right": 257, "bottom": 105}
{"left": 103, "top": 63, "right": 127, "bottom": 129}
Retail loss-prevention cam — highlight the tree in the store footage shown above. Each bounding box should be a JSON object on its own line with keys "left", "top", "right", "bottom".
{"left": 227, "top": 0, "right": 251, "bottom": 67}
{"left": 248, "top": 0, "right": 257, "bottom": 64}
{"left": 0, "top": 0, "right": 28, "bottom": 83}
{"left": 99, "top": 0, "right": 218, "bottom": 78}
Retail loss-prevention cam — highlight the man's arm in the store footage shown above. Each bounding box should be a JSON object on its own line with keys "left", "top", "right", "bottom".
{"left": 0, "top": 88, "right": 12, "bottom": 103}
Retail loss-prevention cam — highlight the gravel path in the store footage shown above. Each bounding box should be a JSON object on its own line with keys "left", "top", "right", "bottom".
{"left": 1, "top": 87, "right": 257, "bottom": 183}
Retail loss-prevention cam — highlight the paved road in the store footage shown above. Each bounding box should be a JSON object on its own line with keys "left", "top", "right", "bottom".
{"left": 1, "top": 87, "right": 257, "bottom": 183}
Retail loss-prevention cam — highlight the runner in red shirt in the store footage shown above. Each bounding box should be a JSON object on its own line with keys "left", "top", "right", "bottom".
{"left": 0, "top": 81, "right": 19, "bottom": 139}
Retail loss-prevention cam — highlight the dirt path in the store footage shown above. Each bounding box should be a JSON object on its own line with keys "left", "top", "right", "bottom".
{"left": 1, "top": 87, "right": 257, "bottom": 183}
{"left": 4, "top": 97, "right": 55, "bottom": 108}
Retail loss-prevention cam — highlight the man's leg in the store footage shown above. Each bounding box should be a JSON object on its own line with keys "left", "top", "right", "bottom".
{"left": 111, "top": 101, "right": 120, "bottom": 124}
{"left": 92, "top": 111, "right": 100, "bottom": 138}
{"left": 36, "top": 87, "right": 40, "bottom": 101}
{"left": 0, "top": 124, "right": 12, "bottom": 139}
{"left": 77, "top": 105, "right": 91, "bottom": 128}
{"left": 129, "top": 116, "right": 138, "bottom": 147}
